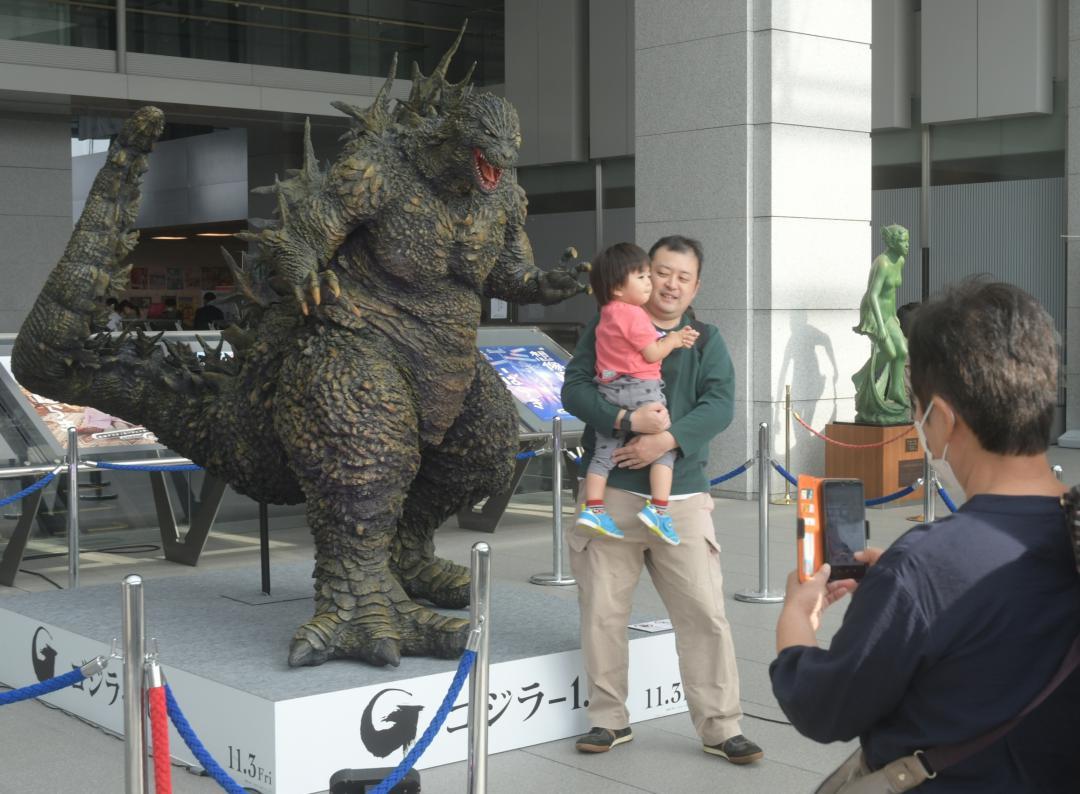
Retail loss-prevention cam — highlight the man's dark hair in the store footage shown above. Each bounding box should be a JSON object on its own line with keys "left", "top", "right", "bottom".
{"left": 203, "top": 291, "right": 216, "bottom": 304}
{"left": 908, "top": 280, "right": 1057, "bottom": 455}
{"left": 648, "top": 235, "right": 704, "bottom": 278}
{"left": 589, "top": 242, "right": 650, "bottom": 306}
{"left": 105, "top": 297, "right": 118, "bottom": 308}
{"left": 896, "top": 301, "right": 920, "bottom": 338}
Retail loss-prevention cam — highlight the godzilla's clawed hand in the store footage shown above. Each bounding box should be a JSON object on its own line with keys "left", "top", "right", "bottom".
{"left": 278, "top": 267, "right": 362, "bottom": 320}
{"left": 532, "top": 246, "right": 591, "bottom": 305}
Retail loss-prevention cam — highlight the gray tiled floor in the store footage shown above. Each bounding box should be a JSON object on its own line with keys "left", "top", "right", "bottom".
{"left": 1, "top": 445, "right": 1077, "bottom": 793}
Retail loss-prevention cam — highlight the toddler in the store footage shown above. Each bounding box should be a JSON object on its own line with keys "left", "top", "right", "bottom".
{"left": 576, "top": 242, "right": 698, "bottom": 544}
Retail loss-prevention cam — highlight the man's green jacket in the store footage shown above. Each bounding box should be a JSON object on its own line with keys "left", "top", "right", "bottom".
{"left": 560, "top": 312, "right": 735, "bottom": 496}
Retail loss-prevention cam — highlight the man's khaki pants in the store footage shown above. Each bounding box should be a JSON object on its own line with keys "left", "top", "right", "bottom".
{"left": 567, "top": 488, "right": 743, "bottom": 745}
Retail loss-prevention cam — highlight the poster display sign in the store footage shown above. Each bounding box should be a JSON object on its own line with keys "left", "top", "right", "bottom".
{"left": 479, "top": 345, "right": 574, "bottom": 424}
{"left": 0, "top": 356, "right": 158, "bottom": 451}
{"left": 474, "top": 326, "right": 585, "bottom": 434}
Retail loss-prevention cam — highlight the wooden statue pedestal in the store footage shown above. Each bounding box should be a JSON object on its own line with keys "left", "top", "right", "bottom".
{"left": 824, "top": 421, "right": 924, "bottom": 505}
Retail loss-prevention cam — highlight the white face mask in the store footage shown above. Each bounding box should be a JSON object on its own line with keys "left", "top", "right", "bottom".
{"left": 913, "top": 400, "right": 966, "bottom": 506}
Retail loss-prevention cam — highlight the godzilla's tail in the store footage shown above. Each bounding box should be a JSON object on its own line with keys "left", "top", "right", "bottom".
{"left": 13, "top": 106, "right": 164, "bottom": 402}
{"left": 10, "top": 108, "right": 303, "bottom": 504}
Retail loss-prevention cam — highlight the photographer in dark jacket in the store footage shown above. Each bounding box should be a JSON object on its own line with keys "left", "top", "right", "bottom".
{"left": 771, "top": 281, "right": 1080, "bottom": 792}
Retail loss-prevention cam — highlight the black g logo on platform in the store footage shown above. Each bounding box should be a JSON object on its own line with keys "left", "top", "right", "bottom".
{"left": 360, "top": 688, "right": 424, "bottom": 759}
{"left": 31, "top": 626, "right": 58, "bottom": 682}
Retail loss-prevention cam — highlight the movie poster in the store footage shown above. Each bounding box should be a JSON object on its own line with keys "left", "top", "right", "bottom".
{"left": 0, "top": 357, "right": 158, "bottom": 450}
{"left": 479, "top": 345, "right": 574, "bottom": 422}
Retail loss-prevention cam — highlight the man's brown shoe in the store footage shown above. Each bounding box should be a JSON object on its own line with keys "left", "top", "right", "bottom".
{"left": 575, "top": 726, "right": 633, "bottom": 753}
{"left": 703, "top": 734, "right": 764, "bottom": 764}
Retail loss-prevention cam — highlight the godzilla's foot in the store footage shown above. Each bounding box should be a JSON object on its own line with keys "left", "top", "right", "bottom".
{"left": 287, "top": 578, "right": 470, "bottom": 668}
{"left": 288, "top": 611, "right": 403, "bottom": 668}
{"left": 395, "top": 555, "right": 472, "bottom": 609}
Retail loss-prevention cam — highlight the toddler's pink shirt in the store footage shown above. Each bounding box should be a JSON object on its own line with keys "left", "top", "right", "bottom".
{"left": 594, "top": 301, "right": 662, "bottom": 382}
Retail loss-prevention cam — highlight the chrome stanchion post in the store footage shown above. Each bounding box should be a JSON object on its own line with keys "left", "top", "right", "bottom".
{"left": 784, "top": 386, "right": 792, "bottom": 504}
{"left": 467, "top": 542, "right": 491, "bottom": 794}
{"left": 122, "top": 574, "right": 148, "bottom": 794}
{"left": 1053, "top": 464, "right": 1064, "bottom": 481}
{"left": 530, "top": 416, "right": 575, "bottom": 586}
{"left": 922, "top": 458, "right": 936, "bottom": 523}
{"left": 67, "top": 427, "right": 80, "bottom": 589}
{"left": 735, "top": 423, "right": 785, "bottom": 604}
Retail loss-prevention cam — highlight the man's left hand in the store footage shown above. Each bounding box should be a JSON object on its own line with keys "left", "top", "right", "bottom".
{"left": 612, "top": 432, "right": 677, "bottom": 469}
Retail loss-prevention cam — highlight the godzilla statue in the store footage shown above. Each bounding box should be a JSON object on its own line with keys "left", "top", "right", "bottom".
{"left": 12, "top": 30, "right": 587, "bottom": 668}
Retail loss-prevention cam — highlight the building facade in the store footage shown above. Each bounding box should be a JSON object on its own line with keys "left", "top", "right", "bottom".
{"left": 0, "top": 0, "right": 1073, "bottom": 492}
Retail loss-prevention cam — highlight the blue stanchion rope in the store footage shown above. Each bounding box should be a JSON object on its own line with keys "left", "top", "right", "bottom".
{"left": 937, "top": 483, "right": 958, "bottom": 513}
{"left": 771, "top": 461, "right": 919, "bottom": 509}
{"left": 0, "top": 471, "right": 57, "bottom": 510}
{"left": 0, "top": 667, "right": 86, "bottom": 706}
{"left": 165, "top": 683, "right": 249, "bottom": 794}
{"left": 515, "top": 449, "right": 538, "bottom": 461}
{"left": 709, "top": 459, "right": 753, "bottom": 486}
{"left": 770, "top": 460, "right": 799, "bottom": 487}
{"left": 865, "top": 484, "right": 916, "bottom": 507}
{"left": 371, "top": 650, "right": 477, "bottom": 794}
{"left": 91, "top": 461, "right": 202, "bottom": 472}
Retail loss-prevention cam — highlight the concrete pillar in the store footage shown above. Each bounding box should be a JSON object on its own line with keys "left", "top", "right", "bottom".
{"left": 1067, "top": 1, "right": 1080, "bottom": 434}
{"left": 0, "top": 112, "right": 72, "bottom": 332}
{"left": 634, "top": 1, "right": 872, "bottom": 492}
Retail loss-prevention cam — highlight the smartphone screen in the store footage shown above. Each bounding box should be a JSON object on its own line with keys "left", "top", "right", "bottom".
{"left": 822, "top": 480, "right": 867, "bottom": 579}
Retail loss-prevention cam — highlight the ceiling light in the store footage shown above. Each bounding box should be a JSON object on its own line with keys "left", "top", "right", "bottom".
{"left": 151, "top": 235, "right": 187, "bottom": 240}
{"left": 196, "top": 232, "right": 235, "bottom": 237}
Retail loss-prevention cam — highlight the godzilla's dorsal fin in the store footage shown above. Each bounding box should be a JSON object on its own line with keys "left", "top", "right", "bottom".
{"left": 459, "top": 61, "right": 476, "bottom": 88}
{"left": 331, "top": 101, "right": 367, "bottom": 125}
{"left": 221, "top": 247, "right": 269, "bottom": 309}
{"left": 375, "top": 52, "right": 398, "bottom": 109}
{"left": 396, "top": 20, "right": 475, "bottom": 127}
{"left": 301, "top": 118, "right": 318, "bottom": 178}
{"left": 332, "top": 52, "right": 397, "bottom": 138}
{"left": 274, "top": 176, "right": 290, "bottom": 223}
{"left": 433, "top": 20, "right": 466, "bottom": 80}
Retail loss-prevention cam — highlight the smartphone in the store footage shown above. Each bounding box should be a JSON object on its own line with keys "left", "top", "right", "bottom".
{"left": 821, "top": 479, "right": 868, "bottom": 581}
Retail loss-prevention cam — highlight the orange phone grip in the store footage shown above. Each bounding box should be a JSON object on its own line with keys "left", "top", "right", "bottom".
{"left": 796, "top": 474, "right": 825, "bottom": 582}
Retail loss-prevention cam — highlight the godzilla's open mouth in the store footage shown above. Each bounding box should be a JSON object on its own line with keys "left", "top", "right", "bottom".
{"left": 472, "top": 148, "right": 502, "bottom": 192}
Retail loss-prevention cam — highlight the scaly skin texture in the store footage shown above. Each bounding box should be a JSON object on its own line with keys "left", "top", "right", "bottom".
{"left": 11, "top": 31, "right": 588, "bottom": 668}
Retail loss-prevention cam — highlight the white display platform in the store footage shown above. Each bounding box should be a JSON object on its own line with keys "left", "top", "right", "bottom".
{"left": 1058, "top": 429, "right": 1080, "bottom": 449}
{"left": 0, "top": 566, "right": 686, "bottom": 794}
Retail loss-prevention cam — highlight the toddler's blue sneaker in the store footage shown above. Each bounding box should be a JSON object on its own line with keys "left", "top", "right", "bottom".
{"left": 576, "top": 506, "right": 624, "bottom": 538}
{"left": 637, "top": 502, "right": 680, "bottom": 545}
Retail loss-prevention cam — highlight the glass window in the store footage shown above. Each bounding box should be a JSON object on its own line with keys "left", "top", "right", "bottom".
{"left": 0, "top": 0, "right": 116, "bottom": 49}
{"left": 873, "top": 89, "right": 1067, "bottom": 190}
{"left": 125, "top": 0, "right": 504, "bottom": 82}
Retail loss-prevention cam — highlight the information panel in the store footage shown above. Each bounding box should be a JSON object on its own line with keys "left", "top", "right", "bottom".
{"left": 0, "top": 333, "right": 229, "bottom": 459}
{"left": 476, "top": 327, "right": 584, "bottom": 435}
{"left": 0, "top": 355, "right": 160, "bottom": 454}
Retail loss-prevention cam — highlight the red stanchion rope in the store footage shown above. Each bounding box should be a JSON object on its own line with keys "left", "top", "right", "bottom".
{"left": 149, "top": 684, "right": 173, "bottom": 794}
{"left": 792, "top": 411, "right": 913, "bottom": 450}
